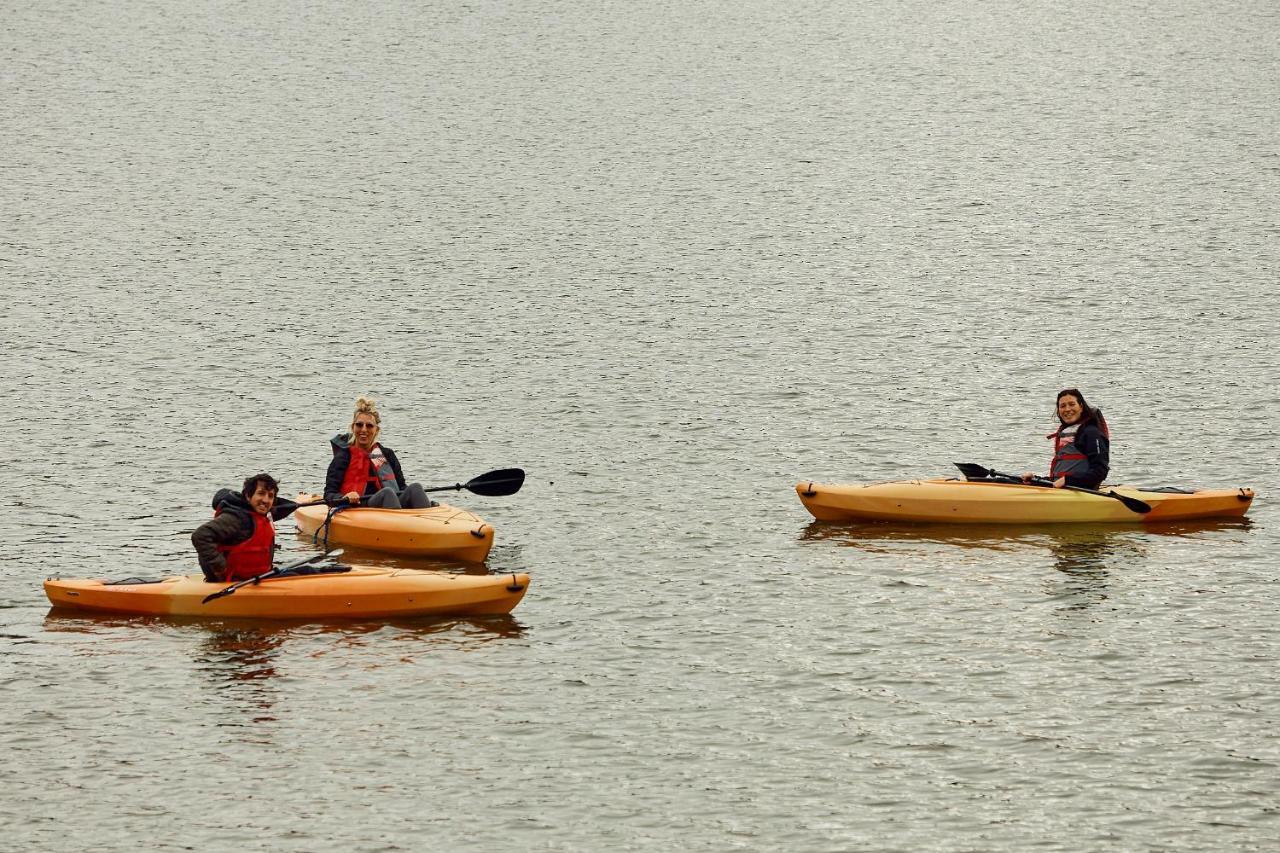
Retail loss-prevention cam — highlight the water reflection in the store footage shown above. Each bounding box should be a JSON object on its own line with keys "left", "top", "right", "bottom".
{"left": 186, "top": 616, "right": 529, "bottom": 730}
{"left": 802, "top": 519, "right": 1031, "bottom": 552}
{"left": 43, "top": 611, "right": 529, "bottom": 643}
{"left": 42, "top": 611, "right": 528, "bottom": 734}
{"left": 801, "top": 518, "right": 1253, "bottom": 611}
{"left": 197, "top": 627, "right": 284, "bottom": 728}
{"left": 800, "top": 517, "right": 1252, "bottom": 554}
{"left": 1042, "top": 529, "right": 1134, "bottom": 611}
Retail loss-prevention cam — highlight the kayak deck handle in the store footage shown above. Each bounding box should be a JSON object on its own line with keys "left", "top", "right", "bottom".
{"left": 801, "top": 482, "right": 817, "bottom": 497}
{"left": 506, "top": 573, "right": 524, "bottom": 592}
{"left": 1238, "top": 488, "right": 1254, "bottom": 501}
{"left": 470, "top": 524, "right": 489, "bottom": 539}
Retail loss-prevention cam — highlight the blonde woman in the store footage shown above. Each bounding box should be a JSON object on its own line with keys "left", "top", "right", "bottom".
{"left": 323, "top": 397, "right": 433, "bottom": 509}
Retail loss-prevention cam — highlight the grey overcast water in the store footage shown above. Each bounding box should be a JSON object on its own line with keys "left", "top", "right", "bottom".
{"left": 2, "top": 0, "right": 1279, "bottom": 850}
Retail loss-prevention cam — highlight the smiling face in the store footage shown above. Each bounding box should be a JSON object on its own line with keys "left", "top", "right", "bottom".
{"left": 247, "top": 483, "right": 277, "bottom": 514}
{"left": 1057, "top": 393, "right": 1084, "bottom": 425}
{"left": 352, "top": 414, "right": 380, "bottom": 449}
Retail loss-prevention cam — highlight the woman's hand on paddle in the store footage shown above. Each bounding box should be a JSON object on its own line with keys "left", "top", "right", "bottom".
{"left": 1052, "top": 476, "right": 1066, "bottom": 489}
{"left": 344, "top": 491, "right": 361, "bottom": 503}
{"left": 1021, "top": 472, "right": 1036, "bottom": 483}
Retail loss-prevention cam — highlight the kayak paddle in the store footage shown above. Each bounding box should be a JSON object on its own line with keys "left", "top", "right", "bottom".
{"left": 202, "top": 549, "right": 344, "bottom": 604}
{"left": 424, "top": 467, "right": 525, "bottom": 497}
{"left": 954, "top": 462, "right": 1152, "bottom": 514}
{"left": 296, "top": 468, "right": 526, "bottom": 507}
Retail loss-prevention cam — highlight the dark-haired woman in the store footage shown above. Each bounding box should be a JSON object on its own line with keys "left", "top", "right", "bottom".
{"left": 1022, "top": 388, "right": 1110, "bottom": 490}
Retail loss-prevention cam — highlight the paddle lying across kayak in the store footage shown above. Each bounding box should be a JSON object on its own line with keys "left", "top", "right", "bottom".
{"left": 44, "top": 566, "right": 530, "bottom": 619}
{"left": 797, "top": 465, "right": 1254, "bottom": 524}
{"left": 293, "top": 468, "right": 526, "bottom": 561}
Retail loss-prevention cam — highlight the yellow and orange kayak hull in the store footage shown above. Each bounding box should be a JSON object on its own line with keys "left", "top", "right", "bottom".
{"left": 44, "top": 567, "right": 529, "bottom": 619}
{"left": 293, "top": 495, "right": 494, "bottom": 561}
{"left": 797, "top": 479, "right": 1254, "bottom": 524}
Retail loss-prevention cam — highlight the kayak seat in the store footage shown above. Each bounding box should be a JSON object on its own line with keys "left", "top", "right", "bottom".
{"left": 276, "top": 565, "right": 353, "bottom": 578}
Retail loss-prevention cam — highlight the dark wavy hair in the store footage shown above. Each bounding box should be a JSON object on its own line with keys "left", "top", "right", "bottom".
{"left": 1056, "top": 388, "right": 1109, "bottom": 438}
{"left": 241, "top": 473, "right": 280, "bottom": 499}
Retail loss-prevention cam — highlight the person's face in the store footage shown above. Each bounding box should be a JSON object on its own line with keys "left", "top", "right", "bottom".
{"left": 1057, "top": 394, "right": 1083, "bottom": 425}
{"left": 248, "top": 483, "right": 276, "bottom": 514}
{"left": 352, "top": 416, "right": 379, "bottom": 449}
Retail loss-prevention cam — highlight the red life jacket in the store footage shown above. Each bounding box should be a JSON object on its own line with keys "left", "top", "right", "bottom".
{"left": 1048, "top": 424, "right": 1089, "bottom": 480}
{"left": 339, "top": 444, "right": 399, "bottom": 496}
{"left": 217, "top": 511, "right": 275, "bottom": 581}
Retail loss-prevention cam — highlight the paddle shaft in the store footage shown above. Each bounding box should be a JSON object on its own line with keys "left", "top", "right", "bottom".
{"left": 202, "top": 550, "right": 341, "bottom": 604}
{"left": 422, "top": 468, "right": 524, "bottom": 496}
{"left": 301, "top": 486, "right": 465, "bottom": 504}
{"left": 958, "top": 463, "right": 1151, "bottom": 514}
{"left": 300, "top": 468, "right": 526, "bottom": 506}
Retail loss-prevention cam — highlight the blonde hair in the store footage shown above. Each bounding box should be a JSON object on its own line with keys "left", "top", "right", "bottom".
{"left": 351, "top": 396, "right": 382, "bottom": 432}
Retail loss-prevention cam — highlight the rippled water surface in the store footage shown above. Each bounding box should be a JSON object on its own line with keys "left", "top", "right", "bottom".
{"left": 3, "top": 0, "right": 1279, "bottom": 849}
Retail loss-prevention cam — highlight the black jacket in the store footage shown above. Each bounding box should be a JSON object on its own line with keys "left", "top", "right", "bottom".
{"left": 323, "top": 433, "right": 407, "bottom": 503}
{"left": 1061, "top": 422, "right": 1110, "bottom": 490}
{"left": 191, "top": 489, "right": 298, "bottom": 582}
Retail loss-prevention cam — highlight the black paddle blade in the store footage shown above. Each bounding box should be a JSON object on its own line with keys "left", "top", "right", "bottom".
{"left": 1104, "top": 491, "right": 1152, "bottom": 514}
{"left": 464, "top": 468, "right": 525, "bottom": 497}
{"left": 201, "top": 587, "right": 234, "bottom": 605}
{"left": 954, "top": 462, "right": 994, "bottom": 480}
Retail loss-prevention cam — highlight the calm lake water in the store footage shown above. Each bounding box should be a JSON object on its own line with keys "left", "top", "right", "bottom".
{"left": 3, "top": 0, "right": 1278, "bottom": 849}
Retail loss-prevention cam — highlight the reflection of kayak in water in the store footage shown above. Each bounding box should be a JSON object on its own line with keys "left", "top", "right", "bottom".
{"left": 44, "top": 567, "right": 529, "bottom": 619}
{"left": 796, "top": 479, "right": 1254, "bottom": 524}
{"left": 800, "top": 517, "right": 1247, "bottom": 548}
{"left": 805, "top": 520, "right": 1106, "bottom": 546}
{"left": 293, "top": 494, "right": 494, "bottom": 561}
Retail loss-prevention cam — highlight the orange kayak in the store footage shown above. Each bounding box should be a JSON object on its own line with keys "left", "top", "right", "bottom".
{"left": 44, "top": 567, "right": 529, "bottom": 619}
{"left": 293, "top": 494, "right": 494, "bottom": 561}
{"left": 797, "top": 479, "right": 1254, "bottom": 524}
